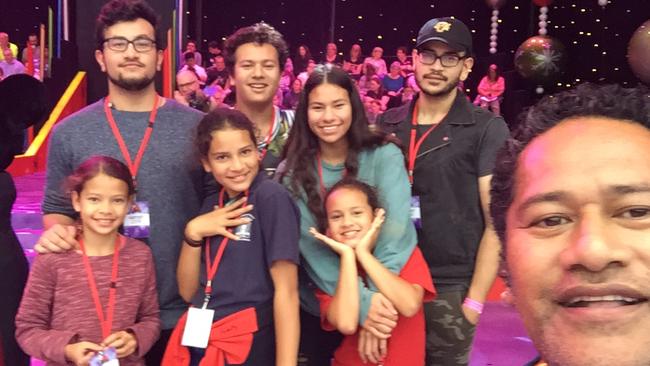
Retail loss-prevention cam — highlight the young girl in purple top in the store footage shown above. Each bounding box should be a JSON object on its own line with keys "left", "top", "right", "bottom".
{"left": 16, "top": 156, "right": 160, "bottom": 366}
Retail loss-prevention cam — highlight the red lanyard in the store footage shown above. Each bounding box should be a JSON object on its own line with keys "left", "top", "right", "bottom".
{"left": 408, "top": 103, "right": 441, "bottom": 184}
{"left": 104, "top": 94, "right": 161, "bottom": 187}
{"left": 317, "top": 153, "right": 347, "bottom": 198}
{"left": 78, "top": 235, "right": 124, "bottom": 339}
{"left": 203, "top": 188, "right": 249, "bottom": 306}
{"left": 258, "top": 108, "right": 277, "bottom": 162}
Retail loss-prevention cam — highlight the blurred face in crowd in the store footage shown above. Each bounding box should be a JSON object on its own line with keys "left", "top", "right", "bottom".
{"left": 0, "top": 33, "right": 8, "bottom": 47}
{"left": 284, "top": 59, "right": 294, "bottom": 74}
{"left": 350, "top": 44, "right": 361, "bottom": 58}
{"left": 3, "top": 48, "right": 14, "bottom": 63}
{"left": 214, "top": 55, "right": 225, "bottom": 71}
{"left": 326, "top": 43, "right": 337, "bottom": 57}
{"left": 291, "top": 78, "right": 302, "bottom": 94}
{"left": 307, "top": 60, "right": 316, "bottom": 74}
{"left": 186, "top": 41, "right": 196, "bottom": 52}
{"left": 369, "top": 79, "right": 380, "bottom": 92}
{"left": 28, "top": 35, "right": 38, "bottom": 46}
{"left": 389, "top": 62, "right": 401, "bottom": 76}
{"left": 371, "top": 47, "right": 383, "bottom": 60}
{"left": 397, "top": 48, "right": 407, "bottom": 61}
{"left": 208, "top": 45, "right": 220, "bottom": 55}
{"left": 505, "top": 117, "right": 650, "bottom": 366}
{"left": 176, "top": 70, "right": 200, "bottom": 98}
{"left": 185, "top": 55, "right": 196, "bottom": 68}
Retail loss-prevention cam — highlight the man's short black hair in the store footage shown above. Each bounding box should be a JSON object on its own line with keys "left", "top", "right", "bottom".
{"left": 95, "top": 0, "right": 162, "bottom": 51}
{"left": 490, "top": 83, "right": 650, "bottom": 261}
{"left": 223, "top": 22, "right": 288, "bottom": 75}
{"left": 183, "top": 51, "right": 195, "bottom": 61}
{"left": 208, "top": 40, "right": 221, "bottom": 49}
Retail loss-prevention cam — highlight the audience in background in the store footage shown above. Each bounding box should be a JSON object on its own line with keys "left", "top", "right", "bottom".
{"left": 382, "top": 61, "right": 405, "bottom": 108}
{"left": 343, "top": 43, "right": 363, "bottom": 80}
{"left": 357, "top": 62, "right": 377, "bottom": 96}
{"left": 174, "top": 69, "right": 212, "bottom": 112}
{"left": 21, "top": 34, "right": 42, "bottom": 79}
{"left": 279, "top": 58, "right": 295, "bottom": 95}
{"left": 364, "top": 46, "right": 387, "bottom": 77}
{"left": 321, "top": 42, "right": 343, "bottom": 67}
{"left": 293, "top": 44, "right": 312, "bottom": 76}
{"left": 179, "top": 51, "right": 207, "bottom": 84}
{"left": 0, "top": 32, "right": 18, "bottom": 61}
{"left": 206, "top": 40, "right": 222, "bottom": 67}
{"left": 0, "top": 48, "right": 26, "bottom": 77}
{"left": 475, "top": 64, "right": 505, "bottom": 116}
{"left": 184, "top": 39, "right": 202, "bottom": 68}
{"left": 282, "top": 78, "right": 302, "bottom": 110}
{"left": 364, "top": 75, "right": 389, "bottom": 112}
{"left": 205, "top": 54, "right": 229, "bottom": 88}
{"left": 297, "top": 58, "right": 316, "bottom": 87}
{"left": 396, "top": 46, "right": 414, "bottom": 78}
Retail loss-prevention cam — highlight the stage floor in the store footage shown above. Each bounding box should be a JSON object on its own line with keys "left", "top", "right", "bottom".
{"left": 12, "top": 172, "right": 537, "bottom": 366}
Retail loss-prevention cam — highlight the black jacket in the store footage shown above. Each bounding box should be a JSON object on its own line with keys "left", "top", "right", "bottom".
{"left": 377, "top": 92, "right": 509, "bottom": 288}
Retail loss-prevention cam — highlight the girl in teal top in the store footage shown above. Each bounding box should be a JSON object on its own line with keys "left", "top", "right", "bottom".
{"left": 279, "top": 65, "right": 417, "bottom": 361}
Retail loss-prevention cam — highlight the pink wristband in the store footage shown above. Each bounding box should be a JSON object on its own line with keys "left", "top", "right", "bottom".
{"left": 463, "top": 297, "right": 484, "bottom": 314}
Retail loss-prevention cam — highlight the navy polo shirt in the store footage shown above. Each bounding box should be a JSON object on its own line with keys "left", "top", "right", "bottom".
{"left": 190, "top": 173, "right": 301, "bottom": 321}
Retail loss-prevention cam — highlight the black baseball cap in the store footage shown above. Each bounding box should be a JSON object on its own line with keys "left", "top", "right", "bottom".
{"left": 415, "top": 17, "right": 473, "bottom": 55}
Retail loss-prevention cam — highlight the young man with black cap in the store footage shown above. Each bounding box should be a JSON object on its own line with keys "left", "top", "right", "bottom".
{"left": 378, "top": 17, "right": 509, "bottom": 365}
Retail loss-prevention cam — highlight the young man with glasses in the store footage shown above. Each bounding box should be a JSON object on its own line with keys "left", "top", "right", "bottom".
{"left": 378, "top": 17, "right": 509, "bottom": 365}
{"left": 37, "top": 1, "right": 205, "bottom": 365}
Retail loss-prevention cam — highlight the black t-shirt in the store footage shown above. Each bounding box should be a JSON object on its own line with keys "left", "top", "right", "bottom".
{"left": 345, "top": 57, "right": 364, "bottom": 77}
{"left": 321, "top": 54, "right": 343, "bottom": 67}
{"left": 366, "top": 89, "right": 388, "bottom": 100}
{"left": 206, "top": 67, "right": 229, "bottom": 88}
{"left": 191, "top": 173, "right": 301, "bottom": 320}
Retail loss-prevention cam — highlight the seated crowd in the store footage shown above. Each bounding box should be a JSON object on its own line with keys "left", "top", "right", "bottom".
{"left": 173, "top": 39, "right": 440, "bottom": 123}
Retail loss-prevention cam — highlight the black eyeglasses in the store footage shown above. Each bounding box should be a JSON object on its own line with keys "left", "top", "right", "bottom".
{"left": 103, "top": 37, "right": 156, "bottom": 52}
{"left": 416, "top": 50, "right": 465, "bottom": 67}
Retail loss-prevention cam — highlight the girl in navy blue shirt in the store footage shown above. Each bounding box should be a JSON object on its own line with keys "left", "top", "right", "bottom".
{"left": 164, "top": 108, "right": 300, "bottom": 366}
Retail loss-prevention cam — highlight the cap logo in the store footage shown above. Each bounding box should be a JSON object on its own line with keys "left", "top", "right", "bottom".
{"left": 434, "top": 21, "right": 452, "bottom": 33}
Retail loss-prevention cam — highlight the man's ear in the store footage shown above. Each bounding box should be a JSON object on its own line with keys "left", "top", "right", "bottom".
{"left": 460, "top": 57, "right": 474, "bottom": 82}
{"left": 95, "top": 50, "right": 106, "bottom": 72}
{"left": 156, "top": 49, "right": 163, "bottom": 71}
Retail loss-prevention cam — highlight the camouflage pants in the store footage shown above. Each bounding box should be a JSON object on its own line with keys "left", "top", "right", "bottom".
{"left": 424, "top": 290, "right": 476, "bottom": 366}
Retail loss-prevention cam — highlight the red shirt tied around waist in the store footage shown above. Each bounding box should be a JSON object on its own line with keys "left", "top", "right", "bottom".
{"left": 168, "top": 108, "right": 301, "bottom": 365}
{"left": 316, "top": 247, "right": 436, "bottom": 366}
{"left": 309, "top": 178, "right": 436, "bottom": 366}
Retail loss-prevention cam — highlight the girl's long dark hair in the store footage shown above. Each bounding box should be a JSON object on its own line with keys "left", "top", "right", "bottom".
{"left": 280, "top": 65, "right": 398, "bottom": 229}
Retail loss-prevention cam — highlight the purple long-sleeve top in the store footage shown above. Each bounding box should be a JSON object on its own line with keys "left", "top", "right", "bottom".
{"left": 15, "top": 236, "right": 160, "bottom": 365}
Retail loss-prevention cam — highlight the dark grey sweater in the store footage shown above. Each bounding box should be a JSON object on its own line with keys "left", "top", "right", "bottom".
{"left": 43, "top": 98, "right": 204, "bottom": 329}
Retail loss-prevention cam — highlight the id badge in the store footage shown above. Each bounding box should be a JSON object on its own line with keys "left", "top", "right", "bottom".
{"left": 233, "top": 213, "right": 254, "bottom": 242}
{"left": 410, "top": 196, "right": 422, "bottom": 229}
{"left": 89, "top": 347, "right": 119, "bottom": 366}
{"left": 123, "top": 201, "right": 150, "bottom": 238}
{"left": 181, "top": 307, "right": 215, "bottom": 349}
{"left": 262, "top": 167, "right": 276, "bottom": 178}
